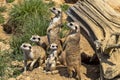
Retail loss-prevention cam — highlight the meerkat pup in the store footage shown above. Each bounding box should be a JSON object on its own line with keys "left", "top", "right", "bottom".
{"left": 63, "top": 22, "right": 81, "bottom": 79}
{"left": 30, "top": 35, "right": 48, "bottom": 50}
{"left": 44, "top": 43, "right": 58, "bottom": 74}
{"left": 20, "top": 43, "right": 46, "bottom": 72}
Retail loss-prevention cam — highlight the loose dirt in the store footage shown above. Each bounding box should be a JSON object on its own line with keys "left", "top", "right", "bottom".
{"left": 2, "top": 0, "right": 120, "bottom": 80}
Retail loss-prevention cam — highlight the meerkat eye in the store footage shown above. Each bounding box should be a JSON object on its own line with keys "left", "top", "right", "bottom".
{"left": 23, "top": 45, "right": 27, "bottom": 47}
{"left": 52, "top": 45, "right": 54, "bottom": 47}
{"left": 75, "top": 26, "right": 78, "bottom": 30}
{"left": 56, "top": 46, "right": 58, "bottom": 48}
{"left": 58, "top": 11, "right": 61, "bottom": 14}
{"left": 38, "top": 38, "right": 40, "bottom": 41}
{"left": 29, "top": 46, "right": 31, "bottom": 49}
{"left": 33, "top": 37, "right": 36, "bottom": 39}
{"left": 69, "top": 23, "right": 73, "bottom": 26}
{"left": 53, "top": 7, "right": 56, "bottom": 10}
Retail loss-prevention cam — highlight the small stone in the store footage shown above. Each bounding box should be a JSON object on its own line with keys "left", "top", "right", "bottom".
{"left": 16, "top": 74, "right": 23, "bottom": 80}
{"left": 25, "top": 77, "right": 31, "bottom": 80}
{"left": 8, "top": 78, "right": 16, "bottom": 80}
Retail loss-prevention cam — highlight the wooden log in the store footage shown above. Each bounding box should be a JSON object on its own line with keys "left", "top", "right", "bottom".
{"left": 67, "top": 0, "right": 120, "bottom": 79}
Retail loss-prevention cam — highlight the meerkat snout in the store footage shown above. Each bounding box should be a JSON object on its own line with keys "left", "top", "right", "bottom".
{"left": 21, "top": 43, "right": 32, "bottom": 51}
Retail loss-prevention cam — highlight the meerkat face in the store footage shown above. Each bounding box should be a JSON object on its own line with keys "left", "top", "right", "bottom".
{"left": 67, "top": 22, "right": 79, "bottom": 32}
{"left": 50, "top": 43, "right": 58, "bottom": 50}
{"left": 30, "top": 35, "right": 41, "bottom": 43}
{"left": 50, "top": 7, "right": 61, "bottom": 15}
{"left": 20, "top": 43, "right": 32, "bottom": 51}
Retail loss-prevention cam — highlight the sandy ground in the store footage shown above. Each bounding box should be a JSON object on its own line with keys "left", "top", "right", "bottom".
{"left": 10, "top": 64, "right": 99, "bottom": 80}
{"left": 2, "top": 0, "right": 120, "bottom": 80}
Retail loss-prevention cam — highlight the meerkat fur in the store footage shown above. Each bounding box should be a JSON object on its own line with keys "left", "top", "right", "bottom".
{"left": 44, "top": 43, "right": 58, "bottom": 74}
{"left": 47, "top": 7, "right": 62, "bottom": 43}
{"left": 20, "top": 43, "right": 46, "bottom": 72}
{"left": 30, "top": 35, "right": 49, "bottom": 50}
{"left": 64, "top": 22, "right": 81, "bottom": 79}
{"left": 48, "top": 7, "right": 62, "bottom": 27}
{"left": 47, "top": 7, "right": 63, "bottom": 58}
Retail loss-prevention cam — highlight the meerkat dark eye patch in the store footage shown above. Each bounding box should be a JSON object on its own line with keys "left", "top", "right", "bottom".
{"left": 70, "top": 23, "right": 73, "bottom": 26}
{"left": 58, "top": 11, "right": 61, "bottom": 14}
{"left": 29, "top": 46, "right": 31, "bottom": 49}
{"left": 56, "top": 46, "right": 58, "bottom": 48}
{"left": 33, "top": 37, "right": 36, "bottom": 39}
{"left": 23, "top": 45, "right": 27, "bottom": 47}
{"left": 38, "top": 38, "right": 40, "bottom": 41}
{"left": 75, "top": 26, "right": 78, "bottom": 30}
{"left": 53, "top": 7, "right": 56, "bottom": 10}
{"left": 52, "top": 45, "right": 55, "bottom": 47}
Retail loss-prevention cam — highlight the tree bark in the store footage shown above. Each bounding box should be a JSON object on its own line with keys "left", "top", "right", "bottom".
{"left": 67, "top": 0, "right": 120, "bottom": 79}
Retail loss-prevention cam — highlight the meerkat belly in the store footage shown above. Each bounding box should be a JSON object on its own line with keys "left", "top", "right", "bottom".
{"left": 66, "top": 55, "right": 80, "bottom": 65}
{"left": 25, "top": 53, "right": 34, "bottom": 60}
{"left": 50, "top": 28, "right": 60, "bottom": 35}
{"left": 52, "top": 17, "right": 61, "bottom": 24}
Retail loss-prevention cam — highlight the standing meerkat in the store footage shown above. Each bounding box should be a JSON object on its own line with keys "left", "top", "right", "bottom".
{"left": 48, "top": 7, "right": 62, "bottom": 29}
{"left": 44, "top": 43, "right": 58, "bottom": 74}
{"left": 30, "top": 35, "right": 48, "bottom": 50}
{"left": 20, "top": 43, "right": 46, "bottom": 72}
{"left": 63, "top": 22, "right": 81, "bottom": 79}
{"left": 47, "top": 7, "right": 63, "bottom": 57}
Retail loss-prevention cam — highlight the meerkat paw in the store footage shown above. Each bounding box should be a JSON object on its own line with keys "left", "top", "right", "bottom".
{"left": 39, "top": 66, "right": 43, "bottom": 70}
{"left": 45, "top": 71, "right": 52, "bottom": 75}
{"left": 51, "top": 70, "right": 59, "bottom": 74}
{"left": 29, "top": 67, "right": 33, "bottom": 71}
{"left": 23, "top": 71, "right": 27, "bottom": 75}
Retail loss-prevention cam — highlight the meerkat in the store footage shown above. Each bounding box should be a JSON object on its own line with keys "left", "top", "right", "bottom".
{"left": 20, "top": 43, "right": 46, "bottom": 72}
{"left": 30, "top": 35, "right": 48, "bottom": 50}
{"left": 44, "top": 43, "right": 58, "bottom": 74}
{"left": 63, "top": 22, "right": 81, "bottom": 79}
{"left": 48, "top": 7, "right": 62, "bottom": 28}
{"left": 47, "top": 7, "right": 63, "bottom": 58}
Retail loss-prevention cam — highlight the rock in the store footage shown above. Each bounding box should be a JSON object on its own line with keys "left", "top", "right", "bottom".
{"left": 8, "top": 78, "right": 16, "bottom": 80}
{"left": 16, "top": 74, "right": 23, "bottom": 80}
{"left": 25, "top": 77, "right": 31, "bottom": 80}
